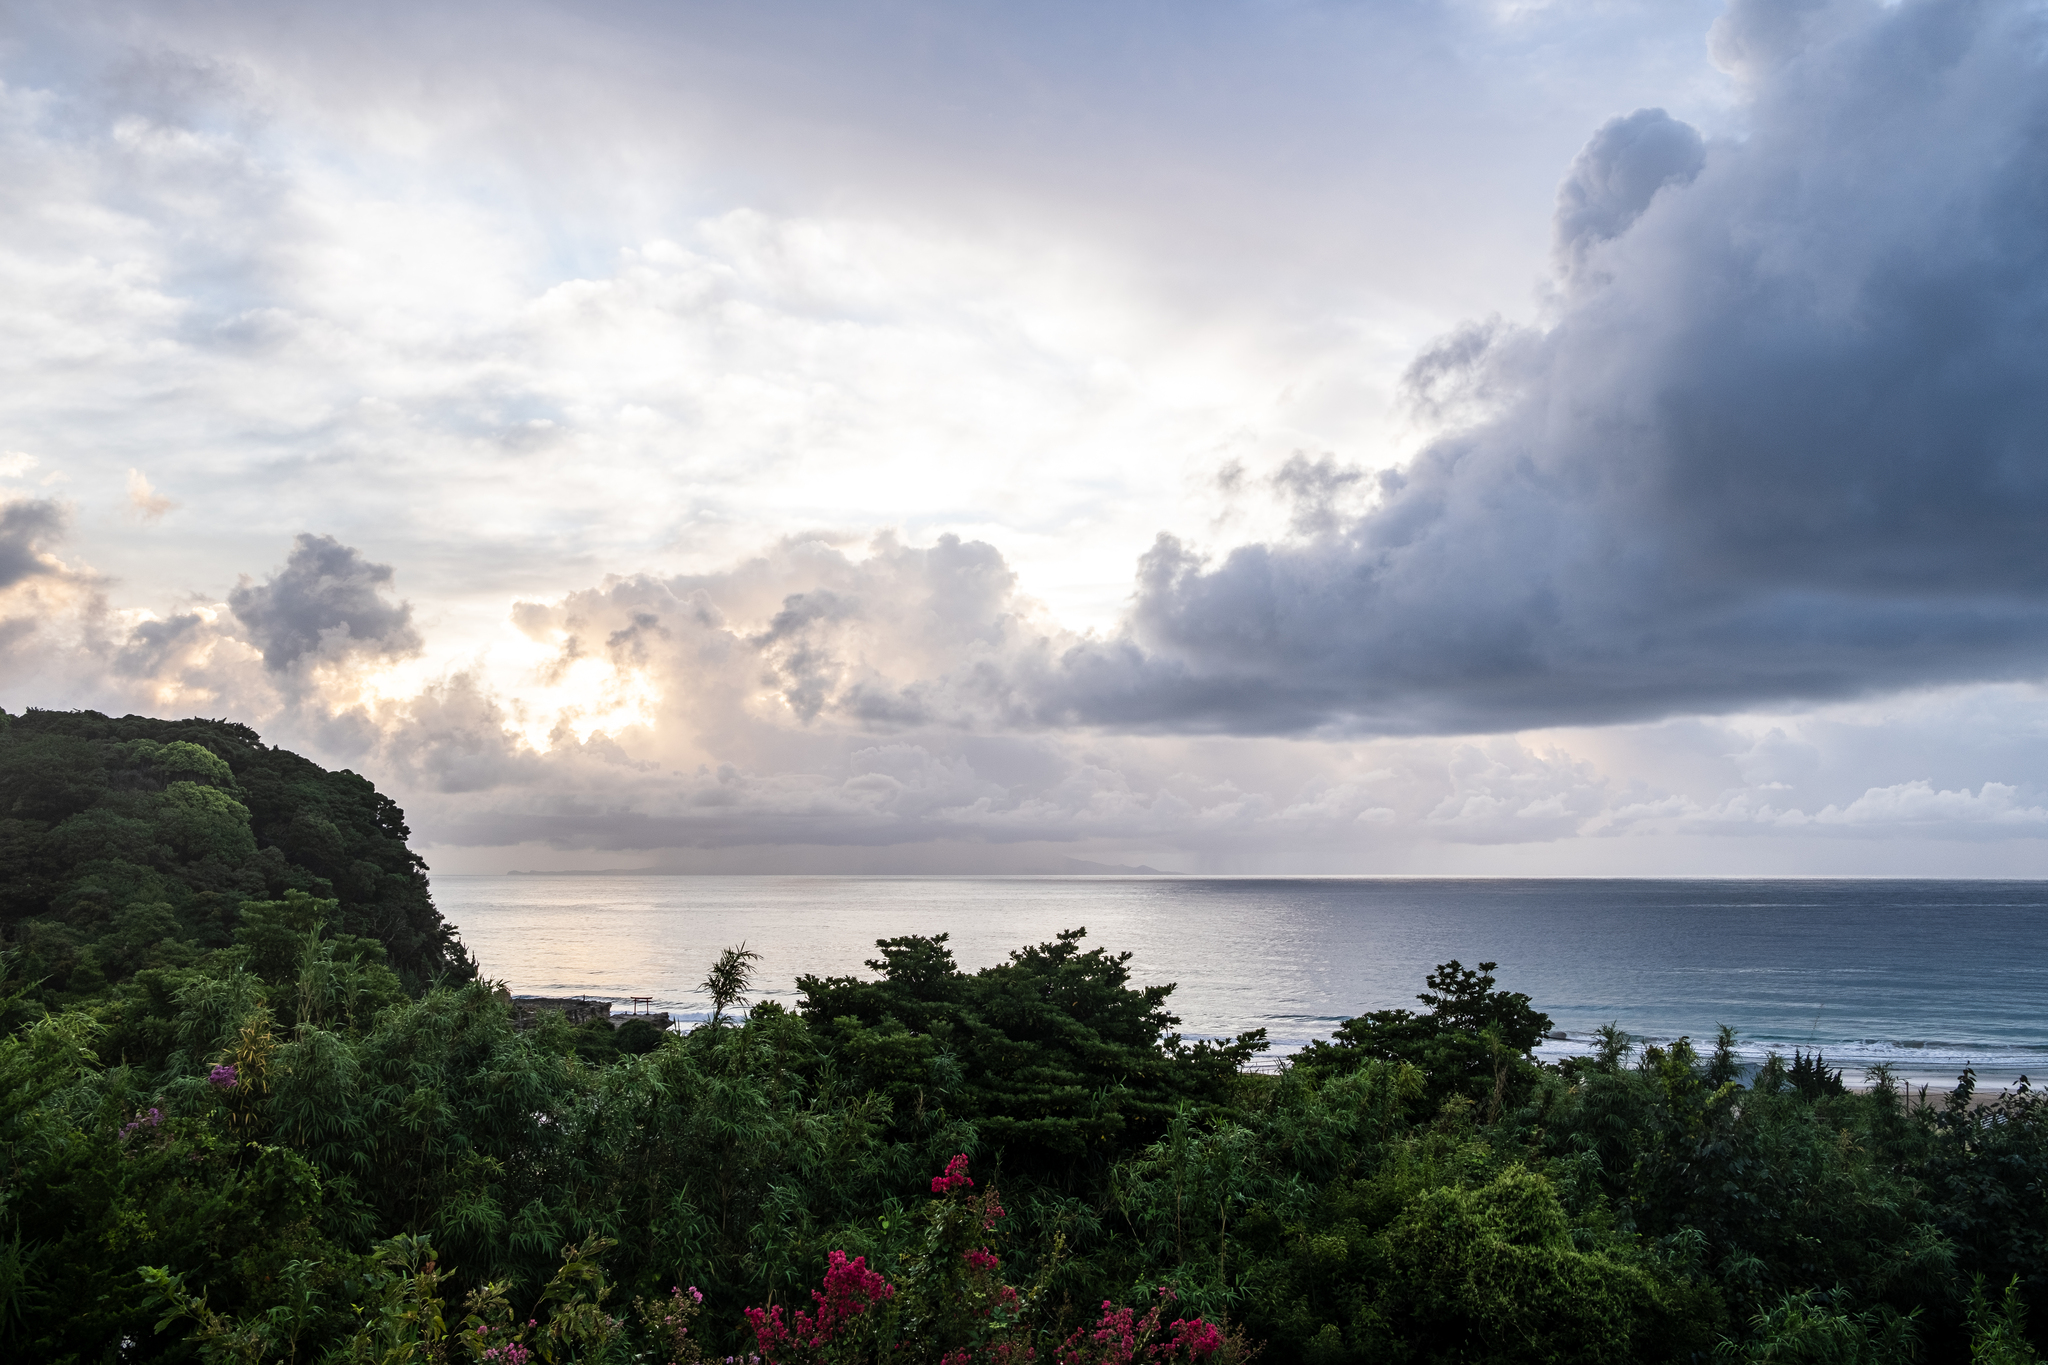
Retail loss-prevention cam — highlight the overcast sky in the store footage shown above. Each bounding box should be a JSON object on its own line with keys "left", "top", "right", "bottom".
{"left": 6, "top": 0, "right": 2048, "bottom": 875}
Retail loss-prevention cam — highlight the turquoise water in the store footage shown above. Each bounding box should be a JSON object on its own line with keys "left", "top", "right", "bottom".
{"left": 433, "top": 876, "right": 2048, "bottom": 1092}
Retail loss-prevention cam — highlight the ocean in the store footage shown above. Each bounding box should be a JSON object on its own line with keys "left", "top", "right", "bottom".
{"left": 433, "top": 875, "right": 2048, "bottom": 1093}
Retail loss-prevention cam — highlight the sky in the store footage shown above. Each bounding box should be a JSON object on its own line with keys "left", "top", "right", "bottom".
{"left": 5, "top": 0, "right": 2048, "bottom": 875}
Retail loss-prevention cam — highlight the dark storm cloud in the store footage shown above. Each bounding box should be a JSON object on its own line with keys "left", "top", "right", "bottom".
{"left": 228, "top": 533, "right": 421, "bottom": 670}
{"left": 1024, "top": 0, "right": 2048, "bottom": 737}
{"left": 0, "top": 499, "right": 69, "bottom": 588}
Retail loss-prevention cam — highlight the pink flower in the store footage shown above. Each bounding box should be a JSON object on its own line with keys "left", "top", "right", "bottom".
{"left": 1170, "top": 1317, "right": 1223, "bottom": 1358}
{"left": 931, "top": 1154, "right": 975, "bottom": 1194}
{"left": 1051, "top": 1299, "right": 1220, "bottom": 1364}
{"left": 964, "top": 1247, "right": 999, "bottom": 1273}
{"left": 118, "top": 1108, "right": 165, "bottom": 1141}
{"left": 812, "top": 1250, "right": 896, "bottom": 1330}
{"left": 747, "top": 1250, "right": 898, "bottom": 1360}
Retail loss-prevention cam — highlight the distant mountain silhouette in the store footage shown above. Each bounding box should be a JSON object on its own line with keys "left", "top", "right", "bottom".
{"left": 1058, "top": 857, "right": 1174, "bottom": 875}
{"left": 508, "top": 857, "right": 1183, "bottom": 875}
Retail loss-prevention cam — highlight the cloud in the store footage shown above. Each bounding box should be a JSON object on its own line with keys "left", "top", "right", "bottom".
{"left": 12, "top": 523, "right": 2041, "bottom": 872}
{"left": 1816, "top": 780, "right": 2048, "bottom": 829}
{"left": 126, "top": 469, "right": 177, "bottom": 521}
{"left": 12, "top": 0, "right": 2048, "bottom": 875}
{"left": 1707, "top": 0, "right": 1854, "bottom": 82}
{"left": 1592, "top": 776, "right": 2048, "bottom": 843}
{"left": 0, "top": 0, "right": 1754, "bottom": 659}
{"left": 111, "top": 610, "right": 213, "bottom": 679}
{"left": 1019, "top": 0, "right": 2048, "bottom": 737}
{"left": 1552, "top": 108, "right": 1705, "bottom": 279}
{"left": 227, "top": 533, "right": 421, "bottom": 670}
{"left": 262, "top": 535, "right": 2048, "bottom": 861}
{"left": 0, "top": 502, "right": 115, "bottom": 705}
{"left": 1270, "top": 454, "right": 1368, "bottom": 539}
{"left": 0, "top": 498, "right": 72, "bottom": 588}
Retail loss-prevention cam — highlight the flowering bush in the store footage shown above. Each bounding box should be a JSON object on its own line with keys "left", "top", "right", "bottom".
{"left": 208, "top": 1063, "right": 238, "bottom": 1089}
{"left": 742, "top": 1157, "right": 1235, "bottom": 1365}
{"left": 118, "top": 1106, "right": 163, "bottom": 1141}
{"left": 1055, "top": 1291, "right": 1223, "bottom": 1365}
{"left": 480, "top": 1335, "right": 532, "bottom": 1364}
{"left": 636, "top": 1284, "right": 712, "bottom": 1365}
{"left": 932, "top": 1154, "right": 975, "bottom": 1194}
{"left": 463, "top": 1298, "right": 535, "bottom": 1365}
{"left": 745, "top": 1252, "right": 898, "bottom": 1363}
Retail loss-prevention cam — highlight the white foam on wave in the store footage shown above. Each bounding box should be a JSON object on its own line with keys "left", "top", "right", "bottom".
{"left": 1533, "top": 1032, "right": 2042, "bottom": 1090}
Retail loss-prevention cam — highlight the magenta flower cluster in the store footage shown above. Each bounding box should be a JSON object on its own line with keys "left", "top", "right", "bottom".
{"left": 118, "top": 1108, "right": 163, "bottom": 1140}
{"left": 1054, "top": 1288, "right": 1223, "bottom": 1363}
{"left": 745, "top": 1250, "right": 895, "bottom": 1358}
{"left": 744, "top": 1155, "right": 1219, "bottom": 1365}
{"left": 207, "top": 1064, "right": 237, "bottom": 1090}
{"left": 473, "top": 1318, "right": 534, "bottom": 1363}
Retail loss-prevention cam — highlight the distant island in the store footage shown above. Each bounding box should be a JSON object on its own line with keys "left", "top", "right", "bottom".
{"left": 503, "top": 856, "right": 1181, "bottom": 875}
{"left": 1058, "top": 856, "right": 1173, "bottom": 874}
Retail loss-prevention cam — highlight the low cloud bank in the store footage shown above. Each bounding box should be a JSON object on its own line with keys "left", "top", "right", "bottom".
{"left": 8, "top": 516, "right": 2048, "bottom": 869}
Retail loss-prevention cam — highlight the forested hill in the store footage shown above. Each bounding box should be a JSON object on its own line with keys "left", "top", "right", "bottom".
{"left": 0, "top": 706, "right": 472, "bottom": 997}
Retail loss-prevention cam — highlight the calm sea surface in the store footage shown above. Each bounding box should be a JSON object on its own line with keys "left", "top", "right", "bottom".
{"left": 434, "top": 876, "right": 2048, "bottom": 1091}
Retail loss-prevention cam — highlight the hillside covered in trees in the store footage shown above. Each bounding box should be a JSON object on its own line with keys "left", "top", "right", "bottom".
{"left": 2, "top": 709, "right": 2044, "bottom": 1363}
{"left": 0, "top": 707, "right": 472, "bottom": 999}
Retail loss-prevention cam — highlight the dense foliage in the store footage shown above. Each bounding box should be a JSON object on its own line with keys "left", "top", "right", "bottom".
{"left": 3, "top": 709, "right": 2044, "bottom": 1363}
{"left": 0, "top": 707, "right": 472, "bottom": 997}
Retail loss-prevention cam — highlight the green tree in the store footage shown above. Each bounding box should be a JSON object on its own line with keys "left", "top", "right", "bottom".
{"left": 1294, "top": 959, "right": 1552, "bottom": 1115}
